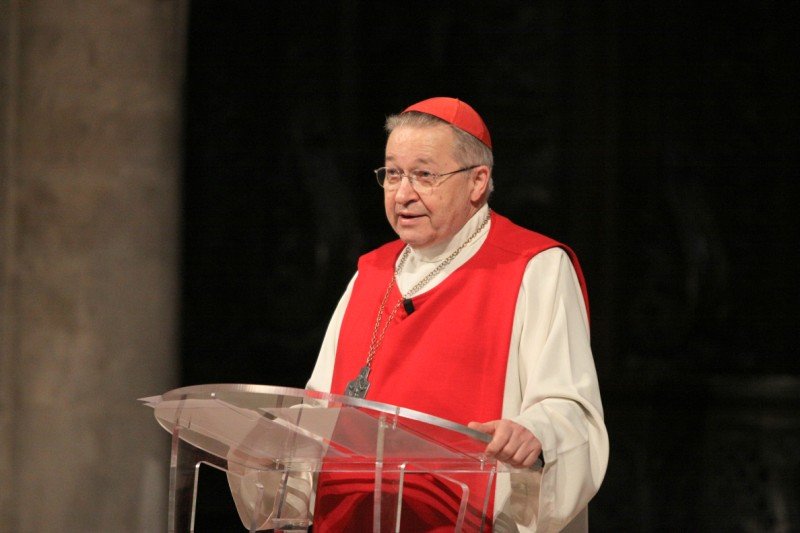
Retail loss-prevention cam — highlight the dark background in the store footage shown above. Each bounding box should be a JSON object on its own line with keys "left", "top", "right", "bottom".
{"left": 180, "top": 2, "right": 799, "bottom": 530}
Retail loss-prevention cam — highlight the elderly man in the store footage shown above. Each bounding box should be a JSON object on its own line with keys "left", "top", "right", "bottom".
{"left": 305, "top": 97, "right": 608, "bottom": 532}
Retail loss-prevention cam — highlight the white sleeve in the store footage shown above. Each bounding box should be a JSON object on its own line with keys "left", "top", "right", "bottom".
{"left": 497, "top": 247, "right": 609, "bottom": 532}
{"left": 306, "top": 273, "right": 357, "bottom": 393}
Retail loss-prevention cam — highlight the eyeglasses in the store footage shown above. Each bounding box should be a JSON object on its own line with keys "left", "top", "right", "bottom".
{"left": 374, "top": 165, "right": 479, "bottom": 193}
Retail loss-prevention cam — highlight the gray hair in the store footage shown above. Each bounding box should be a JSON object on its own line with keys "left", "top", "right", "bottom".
{"left": 385, "top": 112, "right": 494, "bottom": 168}
{"left": 385, "top": 111, "right": 494, "bottom": 195}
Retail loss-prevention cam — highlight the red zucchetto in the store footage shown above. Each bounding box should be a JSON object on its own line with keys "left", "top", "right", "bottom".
{"left": 403, "top": 97, "right": 492, "bottom": 150}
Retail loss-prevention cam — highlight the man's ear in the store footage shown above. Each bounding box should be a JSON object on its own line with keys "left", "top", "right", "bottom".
{"left": 469, "top": 165, "right": 491, "bottom": 203}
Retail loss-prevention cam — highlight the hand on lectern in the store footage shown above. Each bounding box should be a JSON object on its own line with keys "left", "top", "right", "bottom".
{"left": 468, "top": 419, "right": 543, "bottom": 469}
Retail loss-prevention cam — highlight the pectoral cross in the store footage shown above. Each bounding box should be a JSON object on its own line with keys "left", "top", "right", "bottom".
{"left": 345, "top": 365, "right": 371, "bottom": 399}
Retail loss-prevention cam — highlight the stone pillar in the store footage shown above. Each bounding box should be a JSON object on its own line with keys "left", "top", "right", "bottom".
{"left": 0, "top": 1, "right": 186, "bottom": 530}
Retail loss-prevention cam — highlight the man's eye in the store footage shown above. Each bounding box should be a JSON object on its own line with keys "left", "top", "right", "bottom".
{"left": 413, "top": 170, "right": 435, "bottom": 181}
{"left": 386, "top": 168, "right": 402, "bottom": 178}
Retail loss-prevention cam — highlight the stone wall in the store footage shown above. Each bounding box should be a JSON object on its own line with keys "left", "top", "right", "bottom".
{"left": 0, "top": 1, "right": 185, "bottom": 530}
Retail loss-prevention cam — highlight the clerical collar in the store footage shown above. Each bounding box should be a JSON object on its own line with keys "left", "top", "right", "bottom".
{"left": 410, "top": 204, "right": 491, "bottom": 263}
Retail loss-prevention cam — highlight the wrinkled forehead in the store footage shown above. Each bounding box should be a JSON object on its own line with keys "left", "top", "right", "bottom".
{"left": 384, "top": 124, "right": 458, "bottom": 164}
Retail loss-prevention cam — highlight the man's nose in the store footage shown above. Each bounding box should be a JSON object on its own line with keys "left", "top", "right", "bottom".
{"left": 393, "top": 176, "right": 419, "bottom": 203}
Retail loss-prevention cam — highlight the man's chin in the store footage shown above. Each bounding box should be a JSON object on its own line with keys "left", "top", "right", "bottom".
{"left": 396, "top": 230, "right": 432, "bottom": 249}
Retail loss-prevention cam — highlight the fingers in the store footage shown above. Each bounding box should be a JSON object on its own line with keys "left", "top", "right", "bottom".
{"left": 468, "top": 420, "right": 497, "bottom": 434}
{"left": 472, "top": 419, "right": 542, "bottom": 468}
{"left": 510, "top": 440, "right": 541, "bottom": 468}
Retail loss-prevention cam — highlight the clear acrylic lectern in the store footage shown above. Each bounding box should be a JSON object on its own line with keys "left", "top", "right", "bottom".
{"left": 142, "top": 384, "right": 523, "bottom": 532}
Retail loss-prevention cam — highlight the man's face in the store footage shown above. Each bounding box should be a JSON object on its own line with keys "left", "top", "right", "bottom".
{"left": 384, "top": 124, "right": 486, "bottom": 249}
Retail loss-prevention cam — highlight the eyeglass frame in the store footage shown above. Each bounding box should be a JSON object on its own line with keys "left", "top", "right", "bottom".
{"left": 374, "top": 165, "right": 481, "bottom": 192}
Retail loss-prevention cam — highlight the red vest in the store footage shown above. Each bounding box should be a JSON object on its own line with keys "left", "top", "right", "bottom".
{"left": 315, "top": 212, "right": 588, "bottom": 531}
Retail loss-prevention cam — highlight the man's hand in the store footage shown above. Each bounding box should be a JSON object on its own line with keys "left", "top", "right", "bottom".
{"left": 468, "top": 419, "right": 543, "bottom": 468}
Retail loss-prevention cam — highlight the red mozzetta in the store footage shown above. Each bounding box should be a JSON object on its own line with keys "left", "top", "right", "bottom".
{"left": 315, "top": 211, "right": 589, "bottom": 531}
